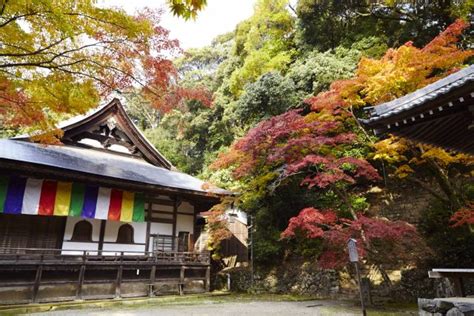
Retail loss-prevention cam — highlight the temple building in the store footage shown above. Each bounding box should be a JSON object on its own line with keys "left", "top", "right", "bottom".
{"left": 0, "top": 99, "right": 231, "bottom": 303}
{"left": 362, "top": 64, "right": 474, "bottom": 154}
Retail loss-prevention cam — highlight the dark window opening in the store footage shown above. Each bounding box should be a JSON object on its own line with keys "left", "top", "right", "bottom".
{"left": 177, "top": 231, "right": 190, "bottom": 252}
{"left": 116, "top": 224, "right": 134, "bottom": 244}
{"left": 71, "top": 220, "right": 93, "bottom": 242}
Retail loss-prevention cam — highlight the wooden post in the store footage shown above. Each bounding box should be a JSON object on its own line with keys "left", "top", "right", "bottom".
{"left": 347, "top": 239, "right": 366, "bottom": 316}
{"left": 452, "top": 276, "right": 466, "bottom": 297}
{"left": 179, "top": 266, "right": 185, "bottom": 295}
{"left": 149, "top": 259, "right": 156, "bottom": 297}
{"left": 172, "top": 196, "right": 178, "bottom": 251}
{"left": 145, "top": 203, "right": 152, "bottom": 254}
{"left": 115, "top": 252, "right": 123, "bottom": 298}
{"left": 98, "top": 220, "right": 106, "bottom": 255}
{"left": 76, "top": 251, "right": 86, "bottom": 300}
{"left": 205, "top": 266, "right": 211, "bottom": 292}
{"left": 354, "top": 262, "right": 367, "bottom": 316}
{"left": 32, "top": 255, "right": 44, "bottom": 303}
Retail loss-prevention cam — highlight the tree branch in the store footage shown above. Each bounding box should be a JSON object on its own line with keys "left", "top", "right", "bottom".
{"left": 0, "top": 0, "right": 9, "bottom": 16}
{"left": 0, "top": 12, "right": 38, "bottom": 28}
{"left": 405, "top": 176, "right": 450, "bottom": 204}
{"left": 0, "top": 37, "right": 70, "bottom": 57}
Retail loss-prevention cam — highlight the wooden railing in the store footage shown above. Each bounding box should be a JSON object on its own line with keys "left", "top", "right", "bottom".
{"left": 0, "top": 248, "right": 211, "bottom": 303}
{"left": 0, "top": 247, "right": 210, "bottom": 264}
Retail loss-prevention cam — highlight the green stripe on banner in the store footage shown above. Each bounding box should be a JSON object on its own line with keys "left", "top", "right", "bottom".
{"left": 132, "top": 193, "right": 145, "bottom": 222}
{"left": 69, "top": 182, "right": 85, "bottom": 217}
{"left": 0, "top": 176, "right": 8, "bottom": 213}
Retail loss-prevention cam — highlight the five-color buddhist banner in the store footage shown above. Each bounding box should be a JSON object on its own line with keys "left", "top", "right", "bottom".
{"left": 0, "top": 176, "right": 145, "bottom": 222}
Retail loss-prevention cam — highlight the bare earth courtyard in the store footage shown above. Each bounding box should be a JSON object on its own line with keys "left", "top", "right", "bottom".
{"left": 26, "top": 296, "right": 418, "bottom": 316}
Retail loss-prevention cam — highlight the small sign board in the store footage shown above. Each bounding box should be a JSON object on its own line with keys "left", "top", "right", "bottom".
{"left": 347, "top": 238, "right": 359, "bottom": 262}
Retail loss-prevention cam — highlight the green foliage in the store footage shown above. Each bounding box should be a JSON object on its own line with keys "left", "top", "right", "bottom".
{"left": 124, "top": 92, "right": 161, "bottom": 130}
{"left": 174, "top": 38, "right": 232, "bottom": 90}
{"left": 144, "top": 110, "right": 196, "bottom": 173}
{"left": 228, "top": 0, "right": 295, "bottom": 96}
{"left": 235, "top": 72, "right": 299, "bottom": 127}
{"left": 167, "top": 0, "right": 207, "bottom": 20}
{"left": 295, "top": 0, "right": 472, "bottom": 50}
{"left": 285, "top": 46, "right": 361, "bottom": 96}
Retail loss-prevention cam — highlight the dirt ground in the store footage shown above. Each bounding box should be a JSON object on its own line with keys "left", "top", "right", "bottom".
{"left": 29, "top": 297, "right": 417, "bottom": 316}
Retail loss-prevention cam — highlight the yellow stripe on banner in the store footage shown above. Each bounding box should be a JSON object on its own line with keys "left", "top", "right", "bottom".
{"left": 120, "top": 191, "right": 134, "bottom": 222}
{"left": 54, "top": 182, "right": 72, "bottom": 216}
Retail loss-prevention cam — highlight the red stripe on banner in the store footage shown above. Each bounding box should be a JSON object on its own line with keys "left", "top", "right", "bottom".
{"left": 38, "top": 180, "right": 57, "bottom": 216}
{"left": 108, "top": 189, "right": 123, "bottom": 221}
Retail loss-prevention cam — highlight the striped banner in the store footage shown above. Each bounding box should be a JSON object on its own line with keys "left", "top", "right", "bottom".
{"left": 0, "top": 176, "right": 145, "bottom": 222}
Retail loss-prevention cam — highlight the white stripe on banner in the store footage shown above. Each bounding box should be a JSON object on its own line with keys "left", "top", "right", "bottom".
{"left": 95, "top": 187, "right": 111, "bottom": 220}
{"left": 22, "top": 178, "right": 43, "bottom": 215}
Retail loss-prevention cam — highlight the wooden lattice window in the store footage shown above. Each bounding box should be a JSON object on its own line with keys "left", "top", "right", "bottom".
{"left": 71, "top": 220, "right": 93, "bottom": 242}
{"left": 116, "top": 224, "right": 134, "bottom": 244}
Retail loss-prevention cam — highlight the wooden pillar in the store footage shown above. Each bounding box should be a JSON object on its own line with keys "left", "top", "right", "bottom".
{"left": 452, "top": 276, "right": 466, "bottom": 297}
{"left": 145, "top": 203, "right": 152, "bottom": 254}
{"left": 98, "top": 220, "right": 106, "bottom": 255}
{"left": 76, "top": 252, "right": 86, "bottom": 300}
{"left": 204, "top": 266, "right": 211, "bottom": 292}
{"left": 149, "top": 258, "right": 156, "bottom": 297}
{"left": 179, "top": 266, "right": 185, "bottom": 295}
{"left": 115, "top": 252, "right": 123, "bottom": 298}
{"left": 172, "top": 196, "right": 178, "bottom": 251}
{"left": 32, "top": 258, "right": 43, "bottom": 303}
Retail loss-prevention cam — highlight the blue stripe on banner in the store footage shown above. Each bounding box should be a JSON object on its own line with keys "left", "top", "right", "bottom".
{"left": 4, "top": 177, "right": 27, "bottom": 214}
{"left": 82, "top": 185, "right": 98, "bottom": 218}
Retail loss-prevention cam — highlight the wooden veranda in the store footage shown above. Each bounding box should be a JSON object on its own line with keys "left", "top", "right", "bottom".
{"left": 0, "top": 248, "right": 210, "bottom": 304}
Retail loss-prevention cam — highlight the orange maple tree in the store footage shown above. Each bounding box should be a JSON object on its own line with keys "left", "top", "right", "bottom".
{"left": 0, "top": 2, "right": 211, "bottom": 142}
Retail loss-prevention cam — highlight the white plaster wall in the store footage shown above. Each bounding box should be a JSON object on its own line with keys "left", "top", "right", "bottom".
{"left": 61, "top": 242, "right": 99, "bottom": 255}
{"left": 102, "top": 243, "right": 146, "bottom": 254}
{"left": 104, "top": 221, "right": 146, "bottom": 243}
{"left": 176, "top": 214, "right": 193, "bottom": 234}
{"left": 62, "top": 217, "right": 101, "bottom": 255}
{"left": 150, "top": 222, "right": 172, "bottom": 235}
{"left": 63, "top": 217, "right": 101, "bottom": 241}
{"left": 60, "top": 197, "right": 196, "bottom": 255}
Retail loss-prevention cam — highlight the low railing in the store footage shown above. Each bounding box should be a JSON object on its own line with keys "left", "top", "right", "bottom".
{"left": 0, "top": 247, "right": 210, "bottom": 265}
{"left": 0, "top": 247, "right": 211, "bottom": 303}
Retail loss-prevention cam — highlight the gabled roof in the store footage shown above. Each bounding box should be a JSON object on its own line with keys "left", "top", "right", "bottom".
{"left": 5, "top": 99, "right": 232, "bottom": 197}
{"left": 16, "top": 98, "right": 173, "bottom": 169}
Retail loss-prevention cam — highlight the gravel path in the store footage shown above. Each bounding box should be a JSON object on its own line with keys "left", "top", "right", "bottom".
{"left": 30, "top": 299, "right": 412, "bottom": 316}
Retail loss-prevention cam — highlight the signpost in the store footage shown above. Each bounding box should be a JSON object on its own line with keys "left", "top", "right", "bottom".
{"left": 348, "top": 238, "right": 367, "bottom": 316}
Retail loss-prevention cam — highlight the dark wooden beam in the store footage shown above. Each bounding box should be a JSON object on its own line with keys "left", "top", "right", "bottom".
{"left": 145, "top": 203, "right": 152, "bottom": 253}
{"left": 172, "top": 196, "right": 178, "bottom": 251}
{"left": 149, "top": 257, "right": 156, "bottom": 297}
{"left": 179, "top": 266, "right": 185, "bottom": 295}
{"left": 32, "top": 256, "right": 43, "bottom": 303}
{"left": 147, "top": 218, "right": 173, "bottom": 224}
{"left": 146, "top": 197, "right": 176, "bottom": 207}
{"left": 115, "top": 254, "right": 123, "bottom": 298}
{"left": 76, "top": 252, "right": 86, "bottom": 300}
{"left": 98, "top": 220, "right": 106, "bottom": 255}
{"left": 148, "top": 209, "right": 193, "bottom": 217}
